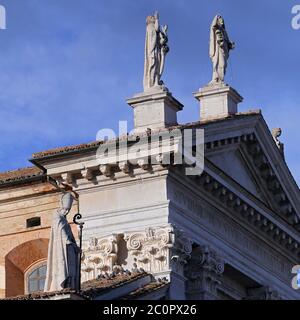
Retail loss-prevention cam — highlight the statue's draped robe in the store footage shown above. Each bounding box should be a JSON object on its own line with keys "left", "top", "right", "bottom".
{"left": 44, "top": 210, "right": 78, "bottom": 292}
{"left": 144, "top": 20, "right": 159, "bottom": 90}
{"left": 209, "top": 17, "right": 231, "bottom": 83}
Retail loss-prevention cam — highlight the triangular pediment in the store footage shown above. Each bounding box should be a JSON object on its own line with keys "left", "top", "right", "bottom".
{"left": 201, "top": 112, "right": 300, "bottom": 230}
{"left": 207, "top": 146, "right": 268, "bottom": 203}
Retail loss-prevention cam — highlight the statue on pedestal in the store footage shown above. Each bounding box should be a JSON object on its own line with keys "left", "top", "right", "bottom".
{"left": 209, "top": 15, "right": 235, "bottom": 84}
{"left": 44, "top": 193, "right": 79, "bottom": 292}
{"left": 143, "top": 12, "right": 169, "bottom": 91}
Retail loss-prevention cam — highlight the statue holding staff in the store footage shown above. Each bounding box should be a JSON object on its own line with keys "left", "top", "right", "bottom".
{"left": 44, "top": 192, "right": 79, "bottom": 292}
{"left": 143, "top": 12, "right": 169, "bottom": 91}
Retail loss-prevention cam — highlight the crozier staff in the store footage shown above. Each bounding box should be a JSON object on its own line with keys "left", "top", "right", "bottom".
{"left": 143, "top": 12, "right": 169, "bottom": 91}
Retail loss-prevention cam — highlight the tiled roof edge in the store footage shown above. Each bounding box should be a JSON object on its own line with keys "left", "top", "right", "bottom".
{"left": 32, "top": 111, "right": 262, "bottom": 160}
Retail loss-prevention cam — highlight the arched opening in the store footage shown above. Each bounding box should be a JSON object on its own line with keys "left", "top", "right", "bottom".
{"left": 5, "top": 239, "right": 48, "bottom": 297}
{"left": 25, "top": 260, "right": 47, "bottom": 294}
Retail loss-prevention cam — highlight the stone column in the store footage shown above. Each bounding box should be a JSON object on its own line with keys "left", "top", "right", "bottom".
{"left": 81, "top": 235, "right": 120, "bottom": 282}
{"left": 81, "top": 225, "right": 193, "bottom": 299}
{"left": 185, "top": 245, "right": 224, "bottom": 300}
{"left": 124, "top": 224, "right": 192, "bottom": 300}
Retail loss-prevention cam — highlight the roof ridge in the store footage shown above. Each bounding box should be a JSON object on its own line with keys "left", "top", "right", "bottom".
{"left": 32, "top": 111, "right": 262, "bottom": 160}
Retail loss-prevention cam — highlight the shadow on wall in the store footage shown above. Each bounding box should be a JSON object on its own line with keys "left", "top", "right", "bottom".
{"left": 5, "top": 238, "right": 49, "bottom": 298}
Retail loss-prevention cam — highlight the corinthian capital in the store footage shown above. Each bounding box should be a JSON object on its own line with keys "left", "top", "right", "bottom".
{"left": 124, "top": 224, "right": 192, "bottom": 275}
{"left": 185, "top": 245, "right": 224, "bottom": 300}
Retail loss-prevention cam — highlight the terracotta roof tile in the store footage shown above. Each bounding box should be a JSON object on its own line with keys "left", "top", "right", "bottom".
{"left": 32, "top": 110, "right": 261, "bottom": 160}
{"left": 32, "top": 141, "right": 104, "bottom": 160}
{"left": 2, "top": 271, "right": 150, "bottom": 300}
{"left": 80, "top": 271, "right": 149, "bottom": 299}
{"left": 2, "top": 288, "right": 76, "bottom": 300}
{"left": 0, "top": 167, "right": 44, "bottom": 185}
{"left": 121, "top": 280, "right": 169, "bottom": 300}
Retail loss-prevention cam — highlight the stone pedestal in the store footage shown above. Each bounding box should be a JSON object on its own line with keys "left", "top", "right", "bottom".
{"left": 193, "top": 83, "right": 243, "bottom": 120}
{"left": 127, "top": 87, "right": 183, "bottom": 132}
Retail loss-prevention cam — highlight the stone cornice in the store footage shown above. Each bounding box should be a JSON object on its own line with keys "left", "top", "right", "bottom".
{"left": 170, "top": 163, "right": 300, "bottom": 260}
{"left": 204, "top": 131, "right": 300, "bottom": 231}
{"left": 0, "top": 182, "right": 58, "bottom": 204}
{"left": 26, "top": 113, "right": 299, "bottom": 259}
{"left": 32, "top": 134, "right": 299, "bottom": 259}
{"left": 30, "top": 112, "right": 260, "bottom": 161}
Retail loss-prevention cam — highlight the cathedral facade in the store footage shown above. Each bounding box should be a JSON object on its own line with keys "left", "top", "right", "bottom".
{"left": 0, "top": 13, "right": 299, "bottom": 300}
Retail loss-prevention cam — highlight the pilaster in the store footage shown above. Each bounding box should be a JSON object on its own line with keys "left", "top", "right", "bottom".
{"left": 185, "top": 246, "right": 224, "bottom": 300}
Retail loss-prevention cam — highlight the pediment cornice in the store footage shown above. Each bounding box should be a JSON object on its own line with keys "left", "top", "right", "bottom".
{"left": 170, "top": 162, "right": 300, "bottom": 261}
{"left": 203, "top": 116, "right": 300, "bottom": 231}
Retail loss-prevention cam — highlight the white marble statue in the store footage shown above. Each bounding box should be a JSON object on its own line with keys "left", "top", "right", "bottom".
{"left": 44, "top": 193, "right": 79, "bottom": 292}
{"left": 143, "top": 12, "right": 169, "bottom": 91}
{"left": 209, "top": 15, "right": 235, "bottom": 84}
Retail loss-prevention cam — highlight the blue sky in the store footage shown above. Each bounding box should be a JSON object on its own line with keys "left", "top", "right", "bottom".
{"left": 0, "top": 0, "right": 299, "bottom": 185}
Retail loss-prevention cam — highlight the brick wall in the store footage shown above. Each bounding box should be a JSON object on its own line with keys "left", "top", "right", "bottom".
{"left": 0, "top": 180, "right": 78, "bottom": 298}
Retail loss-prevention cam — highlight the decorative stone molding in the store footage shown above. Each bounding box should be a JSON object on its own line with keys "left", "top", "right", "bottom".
{"left": 81, "top": 235, "right": 119, "bottom": 282}
{"left": 119, "top": 161, "right": 130, "bottom": 174}
{"left": 81, "top": 168, "right": 94, "bottom": 181}
{"left": 246, "top": 286, "right": 281, "bottom": 300}
{"left": 99, "top": 164, "right": 112, "bottom": 177}
{"left": 81, "top": 226, "right": 192, "bottom": 283}
{"left": 124, "top": 225, "right": 192, "bottom": 276}
{"left": 204, "top": 132, "right": 298, "bottom": 230}
{"left": 189, "top": 168, "right": 300, "bottom": 257}
{"left": 137, "top": 158, "right": 150, "bottom": 170}
{"left": 60, "top": 172, "right": 73, "bottom": 185}
{"left": 155, "top": 154, "right": 170, "bottom": 167}
{"left": 185, "top": 246, "right": 224, "bottom": 300}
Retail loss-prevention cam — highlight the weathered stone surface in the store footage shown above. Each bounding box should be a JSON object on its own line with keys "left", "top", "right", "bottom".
{"left": 209, "top": 15, "right": 235, "bottom": 84}
{"left": 127, "top": 88, "right": 183, "bottom": 132}
{"left": 44, "top": 193, "right": 79, "bottom": 292}
{"left": 185, "top": 246, "right": 224, "bottom": 300}
{"left": 143, "top": 12, "right": 169, "bottom": 92}
{"left": 194, "top": 83, "right": 243, "bottom": 120}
